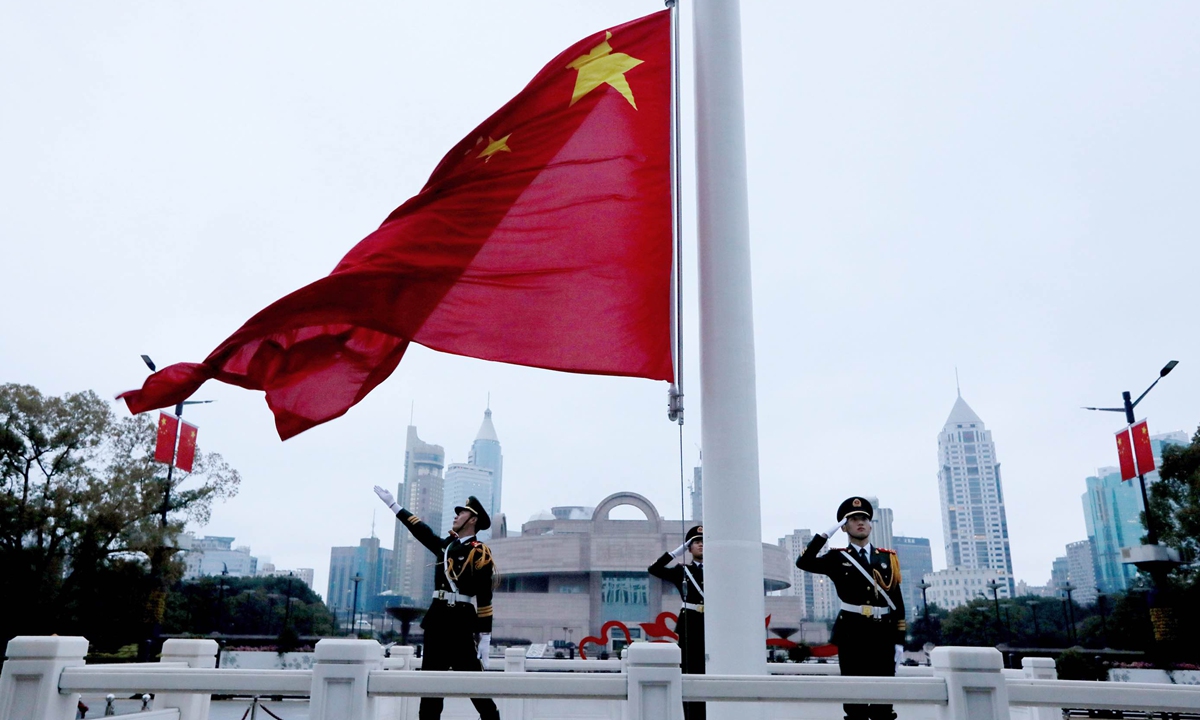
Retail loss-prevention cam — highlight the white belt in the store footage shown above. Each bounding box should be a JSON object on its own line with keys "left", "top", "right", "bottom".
{"left": 432, "top": 590, "right": 475, "bottom": 606}
{"left": 681, "top": 602, "right": 704, "bottom": 613}
{"left": 840, "top": 602, "right": 890, "bottom": 618}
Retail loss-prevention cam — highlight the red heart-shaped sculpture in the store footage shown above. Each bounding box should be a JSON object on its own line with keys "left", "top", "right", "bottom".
{"left": 577, "top": 620, "right": 632, "bottom": 660}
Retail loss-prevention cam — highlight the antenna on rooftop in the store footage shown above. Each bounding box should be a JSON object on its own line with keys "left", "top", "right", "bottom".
{"left": 956, "top": 367, "right": 961, "bottom": 397}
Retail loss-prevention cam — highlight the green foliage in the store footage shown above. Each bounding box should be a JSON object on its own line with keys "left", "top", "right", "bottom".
{"left": 163, "top": 575, "right": 336, "bottom": 638}
{"left": 1148, "top": 426, "right": 1200, "bottom": 576}
{"left": 1055, "top": 649, "right": 1109, "bottom": 681}
{"left": 0, "top": 383, "right": 241, "bottom": 655}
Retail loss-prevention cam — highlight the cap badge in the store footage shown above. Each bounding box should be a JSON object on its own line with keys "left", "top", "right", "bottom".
{"left": 852, "top": 499, "right": 862, "bottom": 507}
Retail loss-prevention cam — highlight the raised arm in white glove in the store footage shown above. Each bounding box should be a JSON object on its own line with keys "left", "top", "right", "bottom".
{"left": 822, "top": 518, "right": 846, "bottom": 538}
{"left": 477, "top": 633, "right": 491, "bottom": 670}
{"left": 373, "top": 485, "right": 402, "bottom": 515}
{"left": 669, "top": 542, "right": 689, "bottom": 560}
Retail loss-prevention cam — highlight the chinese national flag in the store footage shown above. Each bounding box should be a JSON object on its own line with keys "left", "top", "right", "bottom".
{"left": 1114, "top": 427, "right": 1136, "bottom": 481}
{"left": 175, "top": 421, "right": 199, "bottom": 473}
{"left": 154, "top": 412, "right": 179, "bottom": 465}
{"left": 118, "top": 11, "right": 672, "bottom": 440}
{"left": 1131, "top": 419, "right": 1155, "bottom": 475}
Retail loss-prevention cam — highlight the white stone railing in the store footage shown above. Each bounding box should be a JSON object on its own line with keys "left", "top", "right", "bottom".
{"left": 3, "top": 636, "right": 1200, "bottom": 720}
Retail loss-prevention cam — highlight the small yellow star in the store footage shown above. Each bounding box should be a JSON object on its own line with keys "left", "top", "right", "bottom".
{"left": 567, "top": 31, "right": 644, "bottom": 109}
{"left": 478, "top": 134, "right": 511, "bottom": 161}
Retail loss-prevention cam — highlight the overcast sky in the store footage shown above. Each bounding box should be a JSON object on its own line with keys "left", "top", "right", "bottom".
{"left": 3, "top": 2, "right": 1198, "bottom": 601}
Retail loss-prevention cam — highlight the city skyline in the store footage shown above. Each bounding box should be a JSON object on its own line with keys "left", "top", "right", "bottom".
{"left": 4, "top": 2, "right": 1199, "bottom": 604}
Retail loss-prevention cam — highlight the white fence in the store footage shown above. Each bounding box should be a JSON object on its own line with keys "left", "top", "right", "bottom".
{"left": 2, "top": 636, "right": 1199, "bottom": 720}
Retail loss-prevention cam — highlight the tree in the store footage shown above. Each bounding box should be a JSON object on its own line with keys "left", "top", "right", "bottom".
{"left": 1148, "top": 425, "right": 1200, "bottom": 577}
{"left": 0, "top": 384, "right": 240, "bottom": 655}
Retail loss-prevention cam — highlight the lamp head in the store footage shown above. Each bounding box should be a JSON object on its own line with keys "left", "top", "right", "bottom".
{"left": 141, "top": 354, "right": 156, "bottom": 372}
{"left": 1161, "top": 360, "right": 1179, "bottom": 377}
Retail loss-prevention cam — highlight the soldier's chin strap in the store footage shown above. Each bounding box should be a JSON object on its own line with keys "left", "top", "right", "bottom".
{"left": 840, "top": 550, "right": 896, "bottom": 611}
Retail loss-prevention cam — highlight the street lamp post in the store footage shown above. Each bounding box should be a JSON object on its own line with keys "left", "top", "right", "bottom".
{"left": 284, "top": 573, "right": 295, "bottom": 633}
{"left": 918, "top": 579, "right": 931, "bottom": 622}
{"left": 1096, "top": 590, "right": 1109, "bottom": 647}
{"left": 1027, "top": 601, "right": 1040, "bottom": 646}
{"left": 986, "top": 580, "right": 1008, "bottom": 644}
{"left": 1060, "top": 582, "right": 1077, "bottom": 645}
{"left": 350, "top": 574, "right": 364, "bottom": 637}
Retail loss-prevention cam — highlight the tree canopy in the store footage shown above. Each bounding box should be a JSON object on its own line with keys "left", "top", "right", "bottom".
{"left": 0, "top": 383, "right": 240, "bottom": 654}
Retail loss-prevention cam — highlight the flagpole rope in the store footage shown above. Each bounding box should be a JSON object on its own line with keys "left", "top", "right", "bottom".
{"left": 667, "top": 0, "right": 687, "bottom": 544}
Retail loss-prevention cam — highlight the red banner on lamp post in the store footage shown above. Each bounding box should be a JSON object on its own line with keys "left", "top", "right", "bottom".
{"left": 1131, "top": 419, "right": 1155, "bottom": 475}
{"left": 175, "top": 421, "right": 198, "bottom": 473}
{"left": 1114, "top": 427, "right": 1136, "bottom": 481}
{"left": 154, "top": 412, "right": 179, "bottom": 465}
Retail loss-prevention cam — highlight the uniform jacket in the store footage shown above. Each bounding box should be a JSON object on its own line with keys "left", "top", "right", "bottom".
{"left": 796, "top": 534, "right": 905, "bottom": 645}
{"left": 396, "top": 508, "right": 495, "bottom": 633}
{"left": 648, "top": 553, "right": 705, "bottom": 611}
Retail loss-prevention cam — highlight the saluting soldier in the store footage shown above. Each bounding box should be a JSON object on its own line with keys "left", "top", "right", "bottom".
{"left": 796, "top": 497, "right": 905, "bottom": 720}
{"left": 648, "top": 524, "right": 705, "bottom": 720}
{"left": 374, "top": 485, "right": 500, "bottom": 720}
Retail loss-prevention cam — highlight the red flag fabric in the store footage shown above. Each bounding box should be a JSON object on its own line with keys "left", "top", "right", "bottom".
{"left": 175, "top": 421, "right": 198, "bottom": 473}
{"left": 1114, "top": 427, "right": 1136, "bottom": 481}
{"left": 154, "top": 412, "right": 179, "bottom": 465}
{"left": 1131, "top": 419, "right": 1155, "bottom": 476}
{"left": 119, "top": 11, "right": 673, "bottom": 440}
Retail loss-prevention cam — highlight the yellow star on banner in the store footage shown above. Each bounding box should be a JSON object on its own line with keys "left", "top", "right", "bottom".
{"left": 478, "top": 134, "right": 511, "bottom": 161}
{"left": 567, "top": 31, "right": 644, "bottom": 109}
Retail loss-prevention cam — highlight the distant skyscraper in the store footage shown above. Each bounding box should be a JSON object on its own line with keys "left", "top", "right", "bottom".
{"left": 392, "top": 425, "right": 445, "bottom": 603}
{"left": 893, "top": 536, "right": 933, "bottom": 623}
{"left": 923, "top": 566, "right": 1010, "bottom": 610}
{"left": 936, "top": 392, "right": 1015, "bottom": 593}
{"left": 1082, "top": 431, "right": 1187, "bottom": 594}
{"left": 469, "top": 408, "right": 504, "bottom": 520}
{"left": 690, "top": 466, "right": 703, "bottom": 523}
{"left": 864, "top": 496, "right": 894, "bottom": 550}
{"left": 1065, "top": 539, "right": 1098, "bottom": 605}
{"left": 777, "top": 529, "right": 814, "bottom": 619}
{"left": 179, "top": 534, "right": 258, "bottom": 579}
{"left": 328, "top": 536, "right": 393, "bottom": 616}
{"left": 1050, "top": 556, "right": 1069, "bottom": 589}
{"left": 442, "top": 463, "right": 494, "bottom": 536}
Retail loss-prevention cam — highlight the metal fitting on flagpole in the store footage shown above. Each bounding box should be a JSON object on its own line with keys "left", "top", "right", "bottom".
{"left": 668, "top": 385, "right": 684, "bottom": 424}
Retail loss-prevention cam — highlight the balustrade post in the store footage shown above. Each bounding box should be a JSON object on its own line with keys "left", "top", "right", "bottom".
{"left": 503, "top": 647, "right": 527, "bottom": 719}
{"left": 0, "top": 636, "right": 89, "bottom": 720}
{"left": 309, "top": 639, "right": 382, "bottom": 720}
{"left": 153, "top": 639, "right": 218, "bottom": 720}
{"left": 623, "top": 643, "right": 683, "bottom": 720}
{"left": 380, "top": 646, "right": 416, "bottom": 720}
{"left": 1020, "top": 657, "right": 1058, "bottom": 720}
{"left": 931, "top": 647, "right": 1010, "bottom": 720}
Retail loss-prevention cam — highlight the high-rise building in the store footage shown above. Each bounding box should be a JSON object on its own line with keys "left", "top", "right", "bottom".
{"left": 179, "top": 534, "right": 258, "bottom": 579}
{"left": 328, "top": 535, "right": 393, "bottom": 616}
{"left": 936, "top": 393, "right": 1015, "bottom": 594}
{"left": 923, "top": 566, "right": 1010, "bottom": 611}
{"left": 1065, "top": 539, "right": 1098, "bottom": 605}
{"left": 469, "top": 408, "right": 504, "bottom": 520}
{"left": 1082, "top": 431, "right": 1188, "bottom": 594}
{"left": 392, "top": 425, "right": 445, "bottom": 603}
{"left": 1050, "top": 556, "right": 1069, "bottom": 589}
{"left": 893, "top": 536, "right": 933, "bottom": 623}
{"left": 442, "top": 463, "right": 494, "bottom": 536}
{"left": 777, "top": 529, "right": 814, "bottom": 619}
{"left": 864, "top": 496, "right": 894, "bottom": 551}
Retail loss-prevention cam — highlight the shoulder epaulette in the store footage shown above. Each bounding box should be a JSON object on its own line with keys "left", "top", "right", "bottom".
{"left": 878, "top": 547, "right": 895, "bottom": 554}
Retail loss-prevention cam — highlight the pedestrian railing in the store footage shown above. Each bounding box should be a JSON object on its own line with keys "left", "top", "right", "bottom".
{"left": 3, "top": 636, "right": 1200, "bottom": 720}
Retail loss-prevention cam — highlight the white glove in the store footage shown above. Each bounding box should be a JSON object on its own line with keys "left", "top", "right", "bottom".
{"left": 477, "top": 633, "right": 491, "bottom": 670}
{"left": 823, "top": 519, "right": 846, "bottom": 538}
{"left": 894, "top": 644, "right": 904, "bottom": 667}
{"left": 669, "top": 542, "right": 689, "bottom": 560}
{"left": 373, "top": 485, "right": 402, "bottom": 515}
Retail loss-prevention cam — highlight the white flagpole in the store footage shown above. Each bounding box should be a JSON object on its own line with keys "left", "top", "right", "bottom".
{"left": 693, "top": 0, "right": 768, "bottom": 701}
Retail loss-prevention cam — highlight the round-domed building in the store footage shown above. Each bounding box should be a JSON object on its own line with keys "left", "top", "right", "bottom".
{"left": 487, "top": 492, "right": 810, "bottom": 649}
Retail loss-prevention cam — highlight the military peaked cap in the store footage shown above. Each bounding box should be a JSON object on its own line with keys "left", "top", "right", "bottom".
{"left": 837, "top": 496, "right": 874, "bottom": 522}
{"left": 686, "top": 525, "right": 703, "bottom": 545}
{"left": 455, "top": 495, "right": 492, "bottom": 531}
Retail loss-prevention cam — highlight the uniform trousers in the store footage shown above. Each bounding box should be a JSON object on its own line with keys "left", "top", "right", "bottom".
{"left": 834, "top": 614, "right": 896, "bottom": 720}
{"left": 418, "top": 623, "right": 500, "bottom": 720}
{"left": 678, "top": 609, "right": 706, "bottom": 720}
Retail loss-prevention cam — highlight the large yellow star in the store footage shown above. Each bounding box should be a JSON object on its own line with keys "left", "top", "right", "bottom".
{"left": 566, "top": 31, "right": 644, "bottom": 109}
{"left": 478, "top": 134, "right": 511, "bottom": 161}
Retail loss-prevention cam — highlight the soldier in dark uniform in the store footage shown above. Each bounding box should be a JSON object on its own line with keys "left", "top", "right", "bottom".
{"left": 796, "top": 497, "right": 905, "bottom": 720}
{"left": 648, "top": 525, "right": 705, "bottom": 720}
{"left": 375, "top": 485, "right": 500, "bottom": 720}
